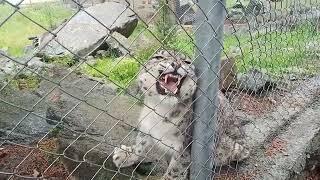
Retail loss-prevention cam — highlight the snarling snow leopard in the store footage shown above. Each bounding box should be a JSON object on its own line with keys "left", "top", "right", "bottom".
{"left": 112, "top": 50, "right": 250, "bottom": 179}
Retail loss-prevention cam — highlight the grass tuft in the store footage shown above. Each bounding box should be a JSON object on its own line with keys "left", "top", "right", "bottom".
{"left": 83, "top": 57, "right": 140, "bottom": 88}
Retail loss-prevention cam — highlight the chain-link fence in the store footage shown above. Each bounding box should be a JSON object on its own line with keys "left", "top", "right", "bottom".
{"left": 1, "top": 0, "right": 320, "bottom": 179}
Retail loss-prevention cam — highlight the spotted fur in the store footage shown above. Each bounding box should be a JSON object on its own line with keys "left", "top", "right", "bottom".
{"left": 112, "top": 50, "right": 249, "bottom": 179}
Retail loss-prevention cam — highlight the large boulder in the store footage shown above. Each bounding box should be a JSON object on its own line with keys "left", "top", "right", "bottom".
{"left": 0, "top": 53, "right": 52, "bottom": 82}
{"left": 178, "top": 0, "right": 196, "bottom": 25}
{"left": 0, "top": 66, "right": 166, "bottom": 178}
{"left": 236, "top": 68, "right": 277, "bottom": 94}
{"left": 105, "top": 32, "right": 131, "bottom": 56}
{"left": 0, "top": 85, "right": 53, "bottom": 145}
{"left": 37, "top": 69, "right": 166, "bottom": 179}
{"left": 219, "top": 47, "right": 240, "bottom": 92}
{"left": 36, "top": 2, "right": 138, "bottom": 58}
{"left": 219, "top": 56, "right": 237, "bottom": 91}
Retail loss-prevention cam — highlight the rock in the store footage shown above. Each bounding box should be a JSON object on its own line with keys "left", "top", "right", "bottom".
{"left": 25, "top": 57, "right": 53, "bottom": 70}
{"left": 18, "top": 56, "right": 54, "bottom": 74}
{"left": 0, "top": 71, "right": 5, "bottom": 82}
{"left": 134, "top": 0, "right": 195, "bottom": 24}
{"left": 245, "top": 0, "right": 265, "bottom": 15}
{"left": 219, "top": 47, "right": 240, "bottom": 91}
{"left": 0, "top": 48, "right": 8, "bottom": 57}
{"left": 36, "top": 2, "right": 138, "bottom": 58}
{"left": 306, "top": 40, "right": 320, "bottom": 52}
{"left": 0, "top": 65, "right": 165, "bottom": 178}
{"left": 125, "top": 80, "right": 141, "bottom": 97}
{"left": 228, "top": 8, "right": 245, "bottom": 22}
{"left": 0, "top": 86, "right": 53, "bottom": 145}
{"left": 94, "top": 49, "right": 109, "bottom": 58}
{"left": 86, "top": 56, "right": 97, "bottom": 65}
{"left": 131, "top": 0, "right": 156, "bottom": 21}
{"left": 0, "top": 55, "right": 52, "bottom": 79}
{"left": 281, "top": 67, "right": 309, "bottom": 81}
{"left": 33, "top": 68, "right": 166, "bottom": 178}
{"left": 137, "top": 7, "right": 156, "bottom": 22}
{"left": 178, "top": 0, "right": 196, "bottom": 25}
{"left": 94, "top": 32, "right": 131, "bottom": 58}
{"left": 237, "top": 68, "right": 276, "bottom": 94}
{"left": 219, "top": 55, "right": 237, "bottom": 91}
{"left": 0, "top": 57, "right": 18, "bottom": 75}
{"left": 105, "top": 32, "right": 131, "bottom": 56}
{"left": 23, "top": 45, "right": 35, "bottom": 55}
{"left": 242, "top": 97, "right": 320, "bottom": 180}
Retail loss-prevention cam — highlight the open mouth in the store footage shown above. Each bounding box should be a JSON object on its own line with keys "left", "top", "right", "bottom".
{"left": 157, "top": 73, "right": 185, "bottom": 95}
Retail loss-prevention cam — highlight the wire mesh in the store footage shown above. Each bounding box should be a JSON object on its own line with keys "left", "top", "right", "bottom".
{"left": 0, "top": 0, "right": 320, "bottom": 179}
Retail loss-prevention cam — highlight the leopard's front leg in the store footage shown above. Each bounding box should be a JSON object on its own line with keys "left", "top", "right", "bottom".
{"left": 162, "top": 145, "right": 191, "bottom": 180}
{"left": 113, "top": 132, "right": 153, "bottom": 168}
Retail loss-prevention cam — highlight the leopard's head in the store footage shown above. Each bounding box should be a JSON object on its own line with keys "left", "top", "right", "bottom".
{"left": 138, "top": 50, "right": 197, "bottom": 102}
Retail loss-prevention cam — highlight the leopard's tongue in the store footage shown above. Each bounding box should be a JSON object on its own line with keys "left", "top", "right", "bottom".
{"left": 161, "top": 74, "right": 180, "bottom": 94}
{"left": 163, "top": 81, "right": 178, "bottom": 93}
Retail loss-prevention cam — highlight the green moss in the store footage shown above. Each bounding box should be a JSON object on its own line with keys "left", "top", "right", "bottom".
{"left": 44, "top": 55, "right": 76, "bottom": 67}
{"left": 10, "top": 74, "right": 41, "bottom": 90}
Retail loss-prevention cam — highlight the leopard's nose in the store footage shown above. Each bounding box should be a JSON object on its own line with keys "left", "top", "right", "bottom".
{"left": 171, "top": 62, "right": 181, "bottom": 69}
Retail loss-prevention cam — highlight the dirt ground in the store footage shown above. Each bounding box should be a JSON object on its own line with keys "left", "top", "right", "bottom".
{"left": 227, "top": 89, "right": 284, "bottom": 117}
{"left": 0, "top": 138, "right": 70, "bottom": 179}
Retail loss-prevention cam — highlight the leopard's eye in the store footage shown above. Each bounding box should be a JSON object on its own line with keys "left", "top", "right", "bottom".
{"left": 177, "top": 67, "right": 187, "bottom": 76}
{"left": 184, "top": 60, "right": 191, "bottom": 64}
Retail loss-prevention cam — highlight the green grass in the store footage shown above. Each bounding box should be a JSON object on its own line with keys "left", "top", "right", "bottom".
{"left": 44, "top": 55, "right": 76, "bottom": 67}
{"left": 129, "top": 21, "right": 153, "bottom": 41}
{"left": 167, "top": 30, "right": 195, "bottom": 58}
{"left": 0, "top": 3, "right": 73, "bottom": 56}
{"left": 1, "top": 2, "right": 319, "bottom": 89}
{"left": 83, "top": 57, "right": 140, "bottom": 88}
{"left": 146, "top": 21, "right": 319, "bottom": 74}
{"left": 232, "top": 23, "right": 320, "bottom": 74}
{"left": 130, "top": 23, "right": 195, "bottom": 58}
{"left": 86, "top": 22, "right": 320, "bottom": 89}
{"left": 226, "top": 0, "right": 320, "bottom": 9}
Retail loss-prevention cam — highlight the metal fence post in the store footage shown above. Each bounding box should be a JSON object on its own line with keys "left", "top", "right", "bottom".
{"left": 190, "top": 0, "right": 226, "bottom": 179}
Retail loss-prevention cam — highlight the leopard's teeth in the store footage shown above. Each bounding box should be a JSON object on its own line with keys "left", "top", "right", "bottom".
{"left": 177, "top": 77, "right": 182, "bottom": 85}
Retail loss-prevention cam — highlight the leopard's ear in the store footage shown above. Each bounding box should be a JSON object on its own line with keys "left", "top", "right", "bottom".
{"left": 187, "top": 63, "right": 195, "bottom": 70}
{"left": 152, "top": 50, "right": 166, "bottom": 59}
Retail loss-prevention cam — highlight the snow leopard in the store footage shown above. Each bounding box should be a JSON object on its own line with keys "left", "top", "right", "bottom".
{"left": 112, "top": 50, "right": 250, "bottom": 179}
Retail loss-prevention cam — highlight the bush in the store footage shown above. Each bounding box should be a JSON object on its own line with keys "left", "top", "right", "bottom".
{"left": 109, "top": 58, "right": 140, "bottom": 88}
